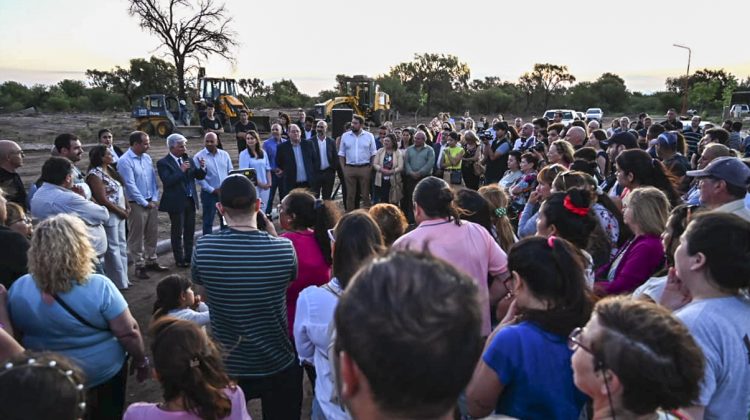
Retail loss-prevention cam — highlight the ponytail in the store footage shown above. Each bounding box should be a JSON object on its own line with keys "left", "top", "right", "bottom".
{"left": 479, "top": 185, "right": 516, "bottom": 252}
{"left": 181, "top": 353, "right": 232, "bottom": 420}
{"left": 509, "top": 236, "right": 593, "bottom": 336}
{"left": 414, "top": 177, "right": 465, "bottom": 225}
{"left": 649, "top": 159, "right": 681, "bottom": 207}
{"left": 313, "top": 199, "right": 340, "bottom": 265}
{"left": 285, "top": 190, "right": 341, "bottom": 265}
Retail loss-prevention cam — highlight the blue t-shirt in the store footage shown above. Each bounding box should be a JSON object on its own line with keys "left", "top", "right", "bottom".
{"left": 8, "top": 273, "right": 128, "bottom": 387}
{"left": 483, "top": 321, "right": 587, "bottom": 419}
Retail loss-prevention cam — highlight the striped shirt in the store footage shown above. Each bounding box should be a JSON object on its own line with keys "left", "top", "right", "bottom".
{"left": 192, "top": 228, "right": 298, "bottom": 377}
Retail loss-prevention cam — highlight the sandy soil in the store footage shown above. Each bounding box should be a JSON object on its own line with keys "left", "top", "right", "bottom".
{"left": 0, "top": 109, "right": 531, "bottom": 418}
{"left": 0, "top": 111, "right": 318, "bottom": 418}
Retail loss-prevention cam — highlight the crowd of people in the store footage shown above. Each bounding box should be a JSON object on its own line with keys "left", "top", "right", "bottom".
{"left": 0, "top": 106, "right": 749, "bottom": 420}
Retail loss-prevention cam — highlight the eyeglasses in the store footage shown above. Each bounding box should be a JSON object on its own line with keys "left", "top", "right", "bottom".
{"left": 568, "top": 327, "right": 593, "bottom": 354}
{"left": 7, "top": 216, "right": 31, "bottom": 226}
{"left": 327, "top": 228, "right": 336, "bottom": 242}
{"left": 10, "top": 150, "right": 24, "bottom": 156}
{"left": 569, "top": 326, "right": 616, "bottom": 417}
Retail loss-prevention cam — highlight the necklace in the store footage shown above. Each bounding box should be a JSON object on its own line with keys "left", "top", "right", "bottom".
{"left": 416, "top": 219, "right": 453, "bottom": 229}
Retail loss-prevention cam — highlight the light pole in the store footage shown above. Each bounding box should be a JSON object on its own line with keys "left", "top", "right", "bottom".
{"left": 673, "top": 44, "right": 691, "bottom": 115}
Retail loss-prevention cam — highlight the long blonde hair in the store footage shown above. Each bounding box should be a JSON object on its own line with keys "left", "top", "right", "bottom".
{"left": 29, "top": 214, "right": 95, "bottom": 294}
{"left": 479, "top": 185, "right": 516, "bottom": 252}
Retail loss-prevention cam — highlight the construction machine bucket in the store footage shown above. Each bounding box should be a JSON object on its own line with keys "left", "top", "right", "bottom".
{"left": 250, "top": 116, "right": 272, "bottom": 134}
{"left": 175, "top": 126, "right": 205, "bottom": 139}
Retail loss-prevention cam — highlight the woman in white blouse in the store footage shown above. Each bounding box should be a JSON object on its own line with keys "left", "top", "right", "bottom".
{"left": 238, "top": 130, "right": 272, "bottom": 209}
{"left": 293, "top": 211, "right": 384, "bottom": 420}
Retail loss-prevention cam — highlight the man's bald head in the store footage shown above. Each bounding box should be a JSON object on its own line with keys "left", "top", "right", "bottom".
{"left": 566, "top": 126, "right": 586, "bottom": 146}
{"left": 0, "top": 140, "right": 18, "bottom": 157}
{"left": 204, "top": 132, "right": 218, "bottom": 142}
{"left": 0, "top": 140, "right": 23, "bottom": 170}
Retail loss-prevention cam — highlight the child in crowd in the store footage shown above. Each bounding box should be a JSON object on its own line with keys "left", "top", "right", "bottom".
{"left": 152, "top": 275, "right": 209, "bottom": 327}
{"left": 0, "top": 352, "right": 87, "bottom": 420}
{"left": 124, "top": 317, "right": 251, "bottom": 420}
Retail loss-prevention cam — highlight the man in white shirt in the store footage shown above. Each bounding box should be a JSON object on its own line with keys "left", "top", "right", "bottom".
{"left": 338, "top": 115, "right": 377, "bottom": 210}
{"left": 194, "top": 132, "right": 233, "bottom": 234}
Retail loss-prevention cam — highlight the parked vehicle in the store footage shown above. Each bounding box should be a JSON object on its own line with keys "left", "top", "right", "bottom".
{"left": 543, "top": 109, "right": 577, "bottom": 125}
{"left": 730, "top": 104, "right": 749, "bottom": 119}
{"left": 585, "top": 107, "right": 604, "bottom": 122}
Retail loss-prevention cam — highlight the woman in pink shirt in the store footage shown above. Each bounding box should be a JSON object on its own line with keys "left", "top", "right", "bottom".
{"left": 124, "top": 318, "right": 251, "bottom": 420}
{"left": 392, "top": 176, "right": 510, "bottom": 336}
{"left": 279, "top": 190, "right": 341, "bottom": 336}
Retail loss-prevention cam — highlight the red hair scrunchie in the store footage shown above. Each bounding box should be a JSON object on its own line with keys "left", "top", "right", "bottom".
{"left": 563, "top": 195, "right": 589, "bottom": 216}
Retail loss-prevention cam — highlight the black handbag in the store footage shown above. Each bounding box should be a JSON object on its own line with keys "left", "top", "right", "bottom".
{"left": 450, "top": 170, "right": 463, "bottom": 185}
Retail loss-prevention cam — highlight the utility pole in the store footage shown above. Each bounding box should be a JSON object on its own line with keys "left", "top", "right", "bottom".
{"left": 673, "top": 44, "right": 692, "bottom": 115}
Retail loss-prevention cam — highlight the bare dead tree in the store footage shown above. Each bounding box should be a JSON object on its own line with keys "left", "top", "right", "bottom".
{"left": 128, "top": 0, "right": 238, "bottom": 99}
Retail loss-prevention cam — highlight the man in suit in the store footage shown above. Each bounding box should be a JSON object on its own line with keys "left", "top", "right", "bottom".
{"left": 311, "top": 120, "right": 338, "bottom": 200}
{"left": 157, "top": 134, "right": 207, "bottom": 267}
{"left": 275, "top": 124, "right": 317, "bottom": 198}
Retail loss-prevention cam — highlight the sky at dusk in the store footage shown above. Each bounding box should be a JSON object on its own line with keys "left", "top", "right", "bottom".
{"left": 2, "top": 0, "right": 749, "bottom": 95}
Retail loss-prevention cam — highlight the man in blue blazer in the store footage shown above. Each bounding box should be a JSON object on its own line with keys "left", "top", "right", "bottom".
{"left": 275, "top": 124, "right": 318, "bottom": 198}
{"left": 157, "top": 134, "right": 207, "bottom": 267}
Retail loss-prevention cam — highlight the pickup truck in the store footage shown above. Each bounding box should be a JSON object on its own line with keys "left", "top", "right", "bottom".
{"left": 730, "top": 104, "right": 749, "bottom": 118}
{"left": 585, "top": 108, "right": 604, "bottom": 122}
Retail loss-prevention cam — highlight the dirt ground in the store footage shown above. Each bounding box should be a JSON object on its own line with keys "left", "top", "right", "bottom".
{"left": 0, "top": 111, "right": 318, "bottom": 418}
{"left": 0, "top": 109, "right": 550, "bottom": 418}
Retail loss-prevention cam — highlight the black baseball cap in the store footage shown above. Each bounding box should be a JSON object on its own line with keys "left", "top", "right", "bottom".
{"left": 603, "top": 131, "right": 638, "bottom": 149}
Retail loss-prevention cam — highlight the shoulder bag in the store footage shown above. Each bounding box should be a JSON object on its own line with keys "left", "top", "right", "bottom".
{"left": 53, "top": 295, "right": 108, "bottom": 331}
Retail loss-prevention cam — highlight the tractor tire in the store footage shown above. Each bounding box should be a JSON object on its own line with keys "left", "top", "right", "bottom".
{"left": 157, "top": 121, "right": 174, "bottom": 138}
{"left": 372, "top": 110, "right": 385, "bottom": 126}
{"left": 138, "top": 121, "right": 155, "bottom": 136}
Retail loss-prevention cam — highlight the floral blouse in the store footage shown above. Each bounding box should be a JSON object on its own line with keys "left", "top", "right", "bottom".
{"left": 88, "top": 167, "right": 123, "bottom": 206}
{"left": 592, "top": 203, "right": 620, "bottom": 257}
{"left": 509, "top": 171, "right": 538, "bottom": 208}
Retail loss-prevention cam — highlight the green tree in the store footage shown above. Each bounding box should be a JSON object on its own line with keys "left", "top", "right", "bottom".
{"left": 0, "top": 82, "right": 31, "bottom": 110}
{"left": 130, "top": 57, "right": 178, "bottom": 96}
{"left": 376, "top": 74, "right": 421, "bottom": 114}
{"left": 315, "top": 89, "right": 339, "bottom": 103}
{"left": 128, "top": 0, "right": 238, "bottom": 99}
{"left": 592, "top": 73, "right": 629, "bottom": 112}
{"left": 238, "top": 78, "right": 270, "bottom": 98}
{"left": 58, "top": 80, "right": 86, "bottom": 98}
{"left": 566, "top": 82, "right": 599, "bottom": 111}
{"left": 470, "top": 76, "right": 503, "bottom": 90}
{"left": 518, "top": 63, "right": 576, "bottom": 111}
{"left": 86, "top": 56, "right": 177, "bottom": 104}
{"left": 268, "top": 79, "right": 310, "bottom": 108}
{"left": 389, "top": 53, "right": 470, "bottom": 114}
{"left": 471, "top": 88, "right": 513, "bottom": 114}
{"left": 666, "top": 68, "right": 738, "bottom": 102}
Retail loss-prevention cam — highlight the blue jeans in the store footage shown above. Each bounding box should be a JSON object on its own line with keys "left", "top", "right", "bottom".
{"left": 200, "top": 190, "right": 224, "bottom": 235}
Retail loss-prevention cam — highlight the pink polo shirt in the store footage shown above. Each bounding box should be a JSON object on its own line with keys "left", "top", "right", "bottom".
{"left": 392, "top": 218, "right": 509, "bottom": 335}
